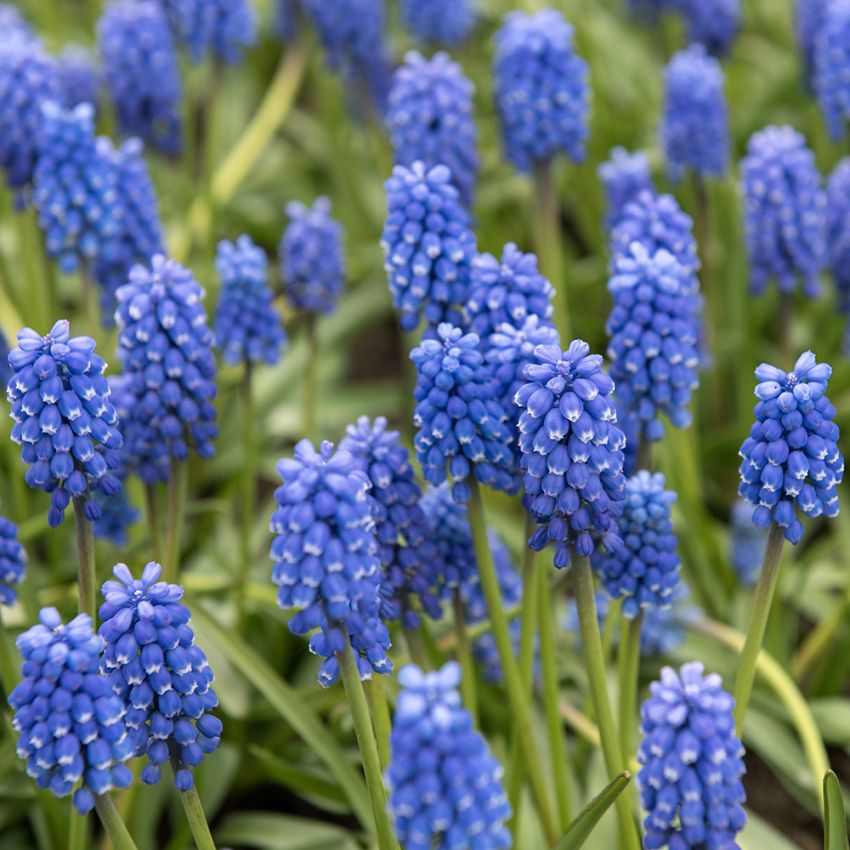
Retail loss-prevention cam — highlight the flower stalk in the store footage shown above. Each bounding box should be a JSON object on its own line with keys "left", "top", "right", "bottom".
{"left": 236, "top": 362, "right": 255, "bottom": 631}
{"left": 451, "top": 590, "right": 478, "bottom": 725}
{"left": 72, "top": 497, "right": 96, "bottom": 620}
{"left": 93, "top": 795, "right": 141, "bottom": 850}
{"left": 617, "top": 612, "right": 643, "bottom": 758}
{"left": 174, "top": 772, "right": 218, "bottom": 850}
{"left": 164, "top": 459, "right": 188, "bottom": 584}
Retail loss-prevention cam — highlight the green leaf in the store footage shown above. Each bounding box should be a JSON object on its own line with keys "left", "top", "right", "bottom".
{"left": 738, "top": 809, "right": 803, "bottom": 850}
{"left": 824, "top": 771, "right": 849, "bottom": 850}
{"left": 554, "top": 772, "right": 631, "bottom": 850}
{"left": 188, "top": 604, "right": 373, "bottom": 831}
{"left": 215, "top": 812, "right": 359, "bottom": 850}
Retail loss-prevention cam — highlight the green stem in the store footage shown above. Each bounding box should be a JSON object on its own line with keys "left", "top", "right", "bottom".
{"left": 573, "top": 554, "right": 641, "bottom": 850}
{"left": 732, "top": 523, "right": 786, "bottom": 734}
{"left": 617, "top": 613, "right": 643, "bottom": 759}
{"left": 793, "top": 595, "right": 849, "bottom": 681}
{"left": 236, "top": 362, "right": 255, "bottom": 632}
{"left": 538, "top": 560, "right": 572, "bottom": 831}
{"left": 175, "top": 776, "right": 218, "bottom": 850}
{"left": 779, "top": 291, "right": 793, "bottom": 368}
{"left": 365, "top": 675, "right": 392, "bottom": 770}
{"left": 73, "top": 497, "right": 97, "bottom": 620}
{"left": 452, "top": 589, "right": 478, "bottom": 725}
{"left": 144, "top": 483, "right": 163, "bottom": 564}
{"left": 403, "top": 625, "right": 429, "bottom": 670}
{"left": 163, "top": 459, "right": 187, "bottom": 584}
{"left": 466, "top": 479, "right": 559, "bottom": 846}
{"left": 302, "top": 314, "right": 318, "bottom": 441}
{"left": 93, "top": 794, "right": 141, "bottom": 850}
{"left": 68, "top": 808, "right": 89, "bottom": 850}
{"left": 338, "top": 639, "right": 399, "bottom": 850}
{"left": 0, "top": 608, "right": 19, "bottom": 696}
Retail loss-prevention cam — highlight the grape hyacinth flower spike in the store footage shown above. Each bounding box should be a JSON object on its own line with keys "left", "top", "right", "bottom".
{"left": 813, "top": 0, "right": 850, "bottom": 140}
{"left": 598, "top": 147, "right": 654, "bottom": 230}
{"left": 677, "top": 0, "right": 741, "bottom": 56}
{"left": 729, "top": 498, "right": 767, "bottom": 587}
{"left": 797, "top": 0, "right": 830, "bottom": 84}
{"left": 0, "top": 515, "right": 26, "bottom": 606}
{"left": 56, "top": 46, "right": 100, "bottom": 112}
{"left": 827, "top": 158, "right": 850, "bottom": 350}
{"left": 399, "top": 0, "right": 474, "bottom": 46}
{"left": 161, "top": 0, "right": 257, "bottom": 65}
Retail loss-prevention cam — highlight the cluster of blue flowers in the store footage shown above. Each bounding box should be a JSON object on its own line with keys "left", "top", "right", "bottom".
{"left": 638, "top": 662, "right": 747, "bottom": 849}
{"left": 813, "top": 0, "right": 850, "bottom": 139}
{"left": 662, "top": 44, "right": 728, "bottom": 182}
{"left": 493, "top": 9, "right": 589, "bottom": 171}
{"left": 386, "top": 52, "right": 478, "bottom": 207}
{"left": 729, "top": 499, "right": 767, "bottom": 586}
{"left": 9, "top": 608, "right": 134, "bottom": 814}
{"left": 98, "top": 1, "right": 182, "bottom": 155}
{"left": 399, "top": 0, "right": 474, "bottom": 46}
{"left": 516, "top": 339, "right": 626, "bottom": 566}
{"left": 738, "top": 352, "right": 843, "bottom": 544}
{"left": 115, "top": 255, "right": 218, "bottom": 481}
{"left": 280, "top": 197, "right": 345, "bottom": 315}
{"left": 678, "top": 0, "right": 740, "bottom": 56}
{"left": 340, "top": 416, "right": 442, "bottom": 628}
{"left": 7, "top": 321, "right": 123, "bottom": 527}
{"left": 386, "top": 663, "right": 512, "bottom": 850}
{"left": 382, "top": 162, "right": 476, "bottom": 333}
{"left": 215, "top": 235, "right": 286, "bottom": 366}
{"left": 797, "top": 0, "right": 829, "bottom": 82}
{"left": 56, "top": 46, "right": 100, "bottom": 111}
{"left": 160, "top": 0, "right": 257, "bottom": 64}
{"left": 599, "top": 147, "right": 654, "bottom": 230}
{"left": 412, "top": 324, "right": 517, "bottom": 503}
{"left": 741, "top": 125, "right": 826, "bottom": 297}
{"left": 0, "top": 515, "right": 26, "bottom": 606}
{"left": 596, "top": 471, "right": 681, "bottom": 618}
{"left": 827, "top": 158, "right": 850, "bottom": 348}
{"left": 269, "top": 439, "right": 392, "bottom": 686}
{"left": 99, "top": 562, "right": 222, "bottom": 790}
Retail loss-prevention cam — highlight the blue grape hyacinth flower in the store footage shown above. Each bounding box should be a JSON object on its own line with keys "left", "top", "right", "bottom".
{"left": 161, "top": 0, "right": 257, "bottom": 64}
{"left": 386, "top": 662, "right": 512, "bottom": 850}
{"left": 0, "top": 4, "right": 35, "bottom": 44}
{"left": 606, "top": 242, "right": 702, "bottom": 442}
{"left": 0, "top": 515, "right": 26, "bottom": 606}
{"left": 596, "top": 471, "right": 681, "bottom": 619}
{"left": 386, "top": 52, "right": 478, "bottom": 207}
{"left": 639, "top": 662, "right": 747, "bottom": 849}
{"left": 9, "top": 608, "right": 134, "bottom": 814}
{"left": 738, "top": 352, "right": 843, "bottom": 544}
{"left": 419, "top": 482, "right": 478, "bottom": 593}
{"left": 411, "top": 323, "right": 518, "bottom": 503}
{"left": 516, "top": 339, "right": 627, "bottom": 567}
{"left": 814, "top": 0, "right": 850, "bottom": 141}
{"left": 662, "top": 44, "right": 729, "bottom": 182}
{"left": 0, "top": 327, "right": 12, "bottom": 387}
{"left": 797, "top": 0, "right": 830, "bottom": 83}
{"left": 56, "top": 46, "right": 100, "bottom": 111}
{"left": 493, "top": 9, "right": 589, "bottom": 172}
{"left": 7, "top": 320, "right": 123, "bottom": 528}
{"left": 677, "top": 0, "right": 741, "bottom": 56}
{"left": 827, "top": 158, "right": 850, "bottom": 348}
{"left": 281, "top": 197, "right": 345, "bottom": 316}
{"left": 98, "top": 1, "right": 182, "bottom": 155}
{"left": 382, "top": 161, "right": 477, "bottom": 333}
{"left": 340, "top": 416, "right": 443, "bottom": 629}
{"left": 741, "top": 125, "right": 826, "bottom": 297}
{"left": 99, "top": 562, "right": 222, "bottom": 790}
{"left": 269, "top": 439, "right": 392, "bottom": 687}
{"left": 215, "top": 236, "right": 286, "bottom": 367}
{"left": 730, "top": 499, "right": 767, "bottom": 586}
{"left": 114, "top": 255, "right": 218, "bottom": 482}
{"left": 33, "top": 101, "right": 122, "bottom": 275}
{"left": 599, "top": 147, "right": 654, "bottom": 230}
{"left": 399, "top": 0, "right": 474, "bottom": 45}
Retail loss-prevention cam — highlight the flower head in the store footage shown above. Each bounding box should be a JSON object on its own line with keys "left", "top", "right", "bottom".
{"left": 215, "top": 235, "right": 286, "bottom": 366}
{"left": 797, "top": 0, "right": 830, "bottom": 82}
{"left": 56, "top": 46, "right": 100, "bottom": 112}
{"left": 386, "top": 662, "right": 512, "bottom": 850}
{"left": 815, "top": 1, "right": 850, "bottom": 140}
{"left": 493, "top": 9, "right": 589, "bottom": 172}
{"left": 606, "top": 242, "right": 701, "bottom": 441}
{"left": 0, "top": 515, "right": 26, "bottom": 606}
{"left": 596, "top": 471, "right": 681, "bottom": 619}
{"left": 340, "top": 417, "right": 442, "bottom": 629}
{"left": 741, "top": 125, "right": 826, "bottom": 297}
{"left": 0, "top": 4, "right": 35, "bottom": 44}
{"left": 827, "top": 158, "right": 850, "bottom": 347}
{"left": 98, "top": 1, "right": 182, "bottom": 155}
{"left": 7, "top": 320, "right": 123, "bottom": 527}
{"left": 161, "top": 0, "right": 257, "bottom": 64}
{"left": 280, "top": 197, "right": 345, "bottom": 315}
{"left": 9, "top": 608, "right": 134, "bottom": 814}
{"left": 662, "top": 44, "right": 729, "bottom": 182}
{"left": 400, "top": 0, "right": 474, "bottom": 45}
{"left": 677, "top": 0, "right": 741, "bottom": 56}
{"left": 386, "top": 52, "right": 478, "bottom": 207}
{"left": 599, "top": 147, "right": 655, "bottom": 230}
{"left": 516, "top": 339, "right": 626, "bottom": 566}
{"left": 729, "top": 498, "right": 767, "bottom": 586}
{"left": 412, "top": 324, "right": 517, "bottom": 503}
{"left": 269, "top": 439, "right": 392, "bottom": 686}
{"left": 738, "top": 352, "right": 843, "bottom": 544}
{"left": 638, "top": 662, "right": 747, "bottom": 849}
{"left": 639, "top": 583, "right": 698, "bottom": 656}
{"left": 382, "top": 162, "right": 476, "bottom": 333}
{"left": 115, "top": 255, "right": 218, "bottom": 481}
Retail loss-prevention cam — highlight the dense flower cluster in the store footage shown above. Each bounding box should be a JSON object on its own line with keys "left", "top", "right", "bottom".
{"left": 161, "top": 0, "right": 257, "bottom": 64}
{"left": 98, "top": 1, "right": 182, "bottom": 155}
{"left": 827, "top": 158, "right": 850, "bottom": 348}
{"left": 596, "top": 471, "right": 681, "bottom": 618}
{"left": 7, "top": 321, "right": 123, "bottom": 527}
{"left": 115, "top": 255, "right": 218, "bottom": 481}
{"left": 0, "top": 515, "right": 26, "bottom": 606}
{"left": 269, "top": 440, "right": 392, "bottom": 686}
{"left": 280, "top": 197, "right": 345, "bottom": 315}
{"left": 797, "top": 0, "right": 829, "bottom": 81}
{"left": 340, "top": 416, "right": 442, "bottom": 629}
{"left": 99, "top": 563, "right": 222, "bottom": 790}
{"left": 606, "top": 242, "right": 701, "bottom": 441}
{"left": 678, "top": 0, "right": 741, "bottom": 56}
{"left": 382, "top": 162, "right": 476, "bottom": 333}
{"left": 662, "top": 44, "right": 729, "bottom": 181}
{"left": 739, "top": 352, "right": 843, "bottom": 544}
{"left": 419, "top": 482, "right": 477, "bottom": 593}
{"left": 411, "top": 323, "right": 517, "bottom": 503}
{"left": 386, "top": 663, "right": 512, "bottom": 850}
{"left": 741, "top": 125, "right": 826, "bottom": 297}
{"left": 386, "top": 52, "right": 478, "bottom": 207}
{"left": 56, "top": 46, "right": 99, "bottom": 111}
{"left": 400, "top": 0, "right": 473, "bottom": 45}
{"left": 9, "top": 608, "right": 134, "bottom": 814}
{"left": 599, "top": 147, "right": 654, "bottom": 230}
{"left": 215, "top": 236, "right": 286, "bottom": 366}
{"left": 638, "top": 662, "right": 747, "bottom": 849}
{"left": 729, "top": 499, "right": 767, "bottom": 586}
{"left": 0, "top": 3, "right": 34, "bottom": 43}
{"left": 815, "top": 1, "right": 850, "bottom": 140}
{"left": 494, "top": 9, "right": 589, "bottom": 172}
{"left": 516, "top": 339, "right": 626, "bottom": 567}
